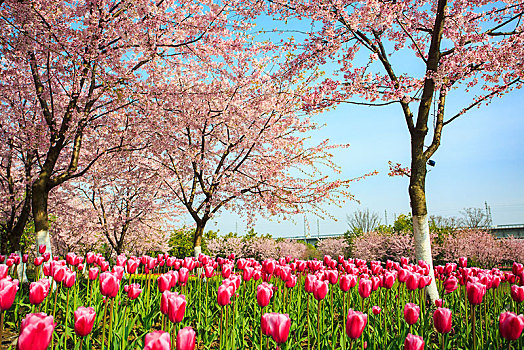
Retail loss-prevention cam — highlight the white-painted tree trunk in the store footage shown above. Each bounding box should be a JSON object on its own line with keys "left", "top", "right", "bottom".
{"left": 15, "top": 250, "right": 28, "bottom": 283}
{"left": 413, "top": 214, "right": 439, "bottom": 302}
{"left": 193, "top": 245, "right": 202, "bottom": 258}
{"left": 36, "top": 230, "right": 53, "bottom": 257}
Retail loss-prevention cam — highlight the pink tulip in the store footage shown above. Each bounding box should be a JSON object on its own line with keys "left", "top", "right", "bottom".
{"left": 74, "top": 306, "right": 96, "bottom": 337}
{"left": 510, "top": 285, "right": 524, "bottom": 303}
{"left": 29, "top": 280, "right": 50, "bottom": 305}
{"left": 0, "top": 278, "right": 19, "bottom": 311}
{"left": 157, "top": 274, "right": 171, "bottom": 293}
{"left": 459, "top": 257, "right": 467, "bottom": 268}
{"left": 499, "top": 312, "right": 524, "bottom": 341}
{"left": 89, "top": 267, "right": 99, "bottom": 281}
{"left": 257, "top": 284, "right": 272, "bottom": 307}
{"left": 372, "top": 306, "right": 381, "bottom": 315}
{"left": 217, "top": 284, "right": 234, "bottom": 306}
{"left": 176, "top": 326, "right": 196, "bottom": 350}
{"left": 144, "top": 330, "right": 171, "bottom": 350}
{"left": 404, "top": 303, "right": 420, "bottom": 325}
{"left": 126, "top": 283, "right": 142, "bottom": 300}
{"left": 433, "top": 308, "right": 452, "bottom": 334}
{"left": 466, "top": 281, "right": 486, "bottom": 305}
{"left": 358, "top": 278, "right": 372, "bottom": 299}
{"left": 99, "top": 272, "right": 119, "bottom": 298}
{"left": 179, "top": 267, "right": 189, "bottom": 286}
{"left": 221, "top": 264, "right": 232, "bottom": 278}
{"left": 405, "top": 273, "right": 420, "bottom": 291}
{"left": 267, "top": 313, "right": 291, "bottom": 344}
{"left": 16, "top": 313, "right": 55, "bottom": 350}
{"left": 443, "top": 276, "right": 458, "bottom": 294}
{"left": 382, "top": 272, "right": 396, "bottom": 289}
{"left": 404, "top": 333, "right": 424, "bottom": 350}
{"left": 34, "top": 257, "right": 44, "bottom": 266}
{"left": 313, "top": 279, "right": 329, "bottom": 301}
{"left": 0, "top": 264, "right": 7, "bottom": 279}
{"left": 127, "top": 258, "right": 140, "bottom": 274}
{"left": 167, "top": 293, "right": 186, "bottom": 323}
{"left": 346, "top": 309, "right": 367, "bottom": 339}
{"left": 63, "top": 270, "right": 76, "bottom": 288}
{"left": 304, "top": 274, "right": 316, "bottom": 293}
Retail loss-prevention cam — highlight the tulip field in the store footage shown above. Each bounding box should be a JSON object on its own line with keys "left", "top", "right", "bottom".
{"left": 0, "top": 248, "right": 523, "bottom": 349}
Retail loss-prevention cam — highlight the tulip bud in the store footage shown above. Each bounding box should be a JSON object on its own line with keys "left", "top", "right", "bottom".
{"left": 144, "top": 330, "right": 171, "bottom": 350}
{"left": 16, "top": 313, "right": 55, "bottom": 350}
{"left": 346, "top": 309, "right": 367, "bottom": 339}
{"left": 499, "top": 312, "right": 524, "bottom": 341}
{"left": 176, "top": 326, "right": 196, "bottom": 350}
{"left": 404, "top": 333, "right": 424, "bottom": 350}
{"left": 74, "top": 306, "right": 96, "bottom": 337}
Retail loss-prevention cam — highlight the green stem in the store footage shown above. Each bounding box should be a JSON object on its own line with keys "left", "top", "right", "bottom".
{"left": 64, "top": 288, "right": 71, "bottom": 348}
{"left": 472, "top": 305, "right": 476, "bottom": 350}
{"left": 101, "top": 300, "right": 109, "bottom": 350}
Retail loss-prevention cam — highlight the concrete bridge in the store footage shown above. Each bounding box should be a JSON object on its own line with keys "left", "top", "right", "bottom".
{"left": 284, "top": 224, "right": 524, "bottom": 245}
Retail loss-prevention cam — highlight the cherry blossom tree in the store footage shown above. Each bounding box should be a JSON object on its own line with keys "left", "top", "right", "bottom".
{"left": 0, "top": 0, "right": 260, "bottom": 256}
{"left": 144, "top": 46, "right": 370, "bottom": 257}
{"left": 50, "top": 150, "right": 175, "bottom": 257}
{"left": 267, "top": 0, "right": 524, "bottom": 300}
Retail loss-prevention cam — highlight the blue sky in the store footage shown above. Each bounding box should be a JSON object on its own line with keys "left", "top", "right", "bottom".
{"left": 196, "top": 85, "right": 524, "bottom": 238}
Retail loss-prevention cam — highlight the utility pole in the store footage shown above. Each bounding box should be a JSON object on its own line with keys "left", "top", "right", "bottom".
{"left": 384, "top": 210, "right": 388, "bottom": 226}
{"left": 485, "top": 201, "right": 493, "bottom": 227}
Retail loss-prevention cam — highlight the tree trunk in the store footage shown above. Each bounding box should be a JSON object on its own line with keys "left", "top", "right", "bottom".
{"left": 32, "top": 178, "right": 52, "bottom": 258}
{"left": 409, "top": 133, "right": 439, "bottom": 302}
{"left": 193, "top": 224, "right": 205, "bottom": 258}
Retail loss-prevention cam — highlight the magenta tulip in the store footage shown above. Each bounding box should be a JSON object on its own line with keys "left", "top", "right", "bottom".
{"left": 176, "top": 326, "right": 196, "bottom": 350}
{"left": 16, "top": 313, "right": 55, "bottom": 350}
{"left": 217, "top": 284, "right": 234, "bottom": 306}
{"left": 38, "top": 245, "right": 46, "bottom": 254}
{"left": 63, "top": 270, "right": 76, "bottom": 288}
{"left": 29, "top": 280, "right": 49, "bottom": 305}
{"left": 157, "top": 274, "right": 171, "bottom": 293}
{"left": 372, "top": 306, "right": 381, "bottom": 315}
{"left": 144, "top": 330, "right": 171, "bottom": 350}
{"left": 167, "top": 293, "right": 186, "bottom": 323}
{"left": 433, "top": 308, "right": 452, "bottom": 334}
{"left": 257, "top": 284, "right": 272, "bottom": 307}
{"left": 126, "top": 283, "right": 142, "bottom": 300}
{"left": 74, "top": 306, "right": 96, "bottom": 337}
{"left": 88, "top": 267, "right": 99, "bottom": 281}
{"left": 0, "top": 264, "right": 8, "bottom": 279}
{"left": 499, "top": 312, "right": 524, "bottom": 341}
{"left": 404, "top": 303, "right": 420, "bottom": 325}
{"left": 346, "top": 309, "right": 367, "bottom": 339}
{"left": 313, "top": 280, "right": 329, "bottom": 301}
{"left": 404, "top": 333, "right": 424, "bottom": 350}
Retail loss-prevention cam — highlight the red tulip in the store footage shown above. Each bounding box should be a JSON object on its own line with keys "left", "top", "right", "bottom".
{"left": 404, "top": 303, "right": 420, "bottom": 325}
{"left": 346, "top": 309, "right": 367, "bottom": 339}
{"left": 313, "top": 279, "right": 329, "bottom": 301}
{"left": 404, "top": 333, "right": 424, "bottom": 350}
{"left": 52, "top": 265, "right": 66, "bottom": 283}
{"left": 126, "top": 258, "right": 139, "bottom": 274}
{"left": 204, "top": 265, "right": 215, "bottom": 279}
{"left": 22, "top": 254, "right": 28, "bottom": 263}
{"left": 285, "top": 275, "right": 297, "bottom": 288}
{"left": 459, "top": 257, "right": 467, "bottom": 268}
{"left": 99, "top": 272, "right": 119, "bottom": 298}
{"left": 0, "top": 278, "right": 19, "bottom": 311}
{"left": 267, "top": 313, "right": 291, "bottom": 344}
{"left": 382, "top": 272, "right": 396, "bottom": 289}
{"left": 443, "top": 276, "right": 458, "bottom": 294}
{"left": 433, "top": 308, "right": 452, "bottom": 334}
{"left": 466, "top": 281, "right": 486, "bottom": 305}
{"left": 358, "top": 278, "right": 372, "bottom": 299}
{"left": 38, "top": 245, "right": 46, "bottom": 254}
{"left": 167, "top": 293, "right": 186, "bottom": 323}
{"left": 176, "top": 326, "right": 196, "bottom": 350}
{"left": 510, "top": 285, "right": 524, "bottom": 303}
{"left": 513, "top": 262, "right": 524, "bottom": 276}
{"left": 74, "top": 306, "right": 96, "bottom": 337}
{"left": 29, "top": 280, "right": 50, "bottom": 305}
{"left": 144, "top": 330, "right": 171, "bottom": 350}
{"left": 42, "top": 253, "right": 50, "bottom": 262}
{"left": 34, "top": 257, "right": 44, "bottom": 266}
{"left": 257, "top": 284, "right": 272, "bottom": 307}
{"left": 499, "top": 312, "right": 524, "bottom": 341}
{"left": 435, "top": 299, "right": 443, "bottom": 308}
{"left": 16, "top": 313, "right": 55, "bottom": 350}
{"left": 221, "top": 264, "right": 232, "bottom": 278}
